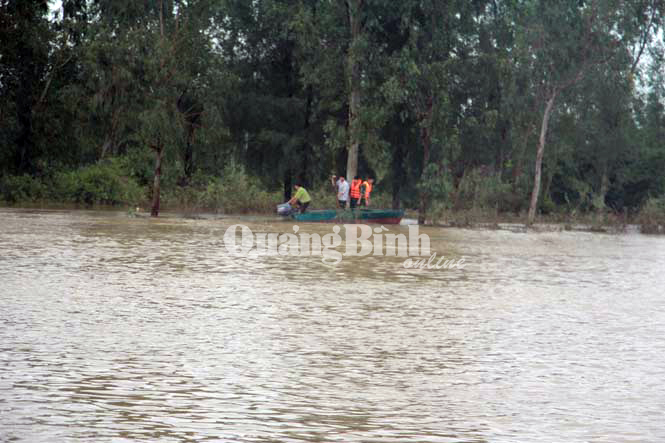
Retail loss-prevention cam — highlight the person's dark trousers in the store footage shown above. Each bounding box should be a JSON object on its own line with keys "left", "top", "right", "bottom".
{"left": 298, "top": 201, "right": 310, "bottom": 213}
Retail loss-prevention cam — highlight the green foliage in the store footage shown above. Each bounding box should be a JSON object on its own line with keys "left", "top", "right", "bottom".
{"left": 306, "top": 187, "right": 337, "bottom": 211}
{"left": 418, "top": 164, "right": 452, "bottom": 204}
{"left": 0, "top": 174, "right": 47, "bottom": 203}
{"left": 162, "top": 165, "right": 281, "bottom": 213}
{"left": 52, "top": 160, "right": 143, "bottom": 206}
{"left": 0, "top": 0, "right": 665, "bottom": 227}
{"left": 454, "top": 168, "right": 516, "bottom": 212}
{"left": 636, "top": 196, "right": 665, "bottom": 233}
{"left": 198, "top": 170, "right": 278, "bottom": 214}
{"left": 1, "top": 159, "right": 143, "bottom": 206}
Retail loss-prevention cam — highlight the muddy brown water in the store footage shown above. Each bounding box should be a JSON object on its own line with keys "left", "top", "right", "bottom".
{"left": 1, "top": 208, "right": 665, "bottom": 442}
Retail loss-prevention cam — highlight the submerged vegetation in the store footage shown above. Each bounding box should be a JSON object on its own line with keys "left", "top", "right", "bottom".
{"left": 1, "top": 0, "right": 665, "bottom": 229}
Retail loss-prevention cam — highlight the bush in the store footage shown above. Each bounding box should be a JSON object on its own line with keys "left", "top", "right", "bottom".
{"left": 1, "top": 161, "right": 143, "bottom": 207}
{"left": 307, "top": 186, "right": 337, "bottom": 209}
{"left": 52, "top": 160, "right": 143, "bottom": 206}
{"left": 162, "top": 164, "right": 282, "bottom": 213}
{"left": 161, "top": 168, "right": 399, "bottom": 214}
{"left": 636, "top": 197, "right": 665, "bottom": 234}
{"left": 198, "top": 166, "right": 279, "bottom": 213}
{"left": 0, "top": 174, "right": 46, "bottom": 203}
{"left": 454, "top": 168, "right": 516, "bottom": 212}
{"left": 367, "top": 190, "right": 392, "bottom": 208}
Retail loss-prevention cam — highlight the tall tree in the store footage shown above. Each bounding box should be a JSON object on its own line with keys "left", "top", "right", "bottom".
{"left": 515, "top": 0, "right": 626, "bottom": 225}
{"left": 386, "top": 0, "right": 482, "bottom": 223}
{"left": 345, "top": 0, "right": 363, "bottom": 187}
{"left": 0, "top": 0, "right": 51, "bottom": 174}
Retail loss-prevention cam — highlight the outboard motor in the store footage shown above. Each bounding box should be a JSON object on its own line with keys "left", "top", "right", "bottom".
{"left": 276, "top": 202, "right": 292, "bottom": 216}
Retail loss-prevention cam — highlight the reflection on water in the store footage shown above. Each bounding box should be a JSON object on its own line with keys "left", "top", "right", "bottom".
{"left": 2, "top": 208, "right": 665, "bottom": 442}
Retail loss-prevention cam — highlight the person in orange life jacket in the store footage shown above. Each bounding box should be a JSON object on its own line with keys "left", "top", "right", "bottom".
{"left": 349, "top": 176, "right": 363, "bottom": 209}
{"left": 360, "top": 177, "right": 374, "bottom": 207}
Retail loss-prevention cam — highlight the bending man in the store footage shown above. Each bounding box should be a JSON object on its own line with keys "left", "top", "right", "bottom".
{"left": 288, "top": 183, "right": 311, "bottom": 213}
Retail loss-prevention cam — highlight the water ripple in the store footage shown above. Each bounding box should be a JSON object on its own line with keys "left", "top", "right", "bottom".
{"left": 2, "top": 209, "right": 665, "bottom": 442}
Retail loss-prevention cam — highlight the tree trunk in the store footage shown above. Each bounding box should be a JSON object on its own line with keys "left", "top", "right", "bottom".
{"left": 301, "top": 84, "right": 313, "bottom": 185}
{"left": 596, "top": 165, "right": 609, "bottom": 221}
{"left": 15, "top": 113, "right": 33, "bottom": 173}
{"left": 159, "top": 0, "right": 165, "bottom": 38}
{"left": 498, "top": 124, "right": 508, "bottom": 181}
{"left": 14, "top": 87, "right": 34, "bottom": 174}
{"left": 418, "top": 125, "right": 431, "bottom": 225}
{"left": 345, "top": 0, "right": 362, "bottom": 194}
{"left": 105, "top": 106, "right": 124, "bottom": 158}
{"left": 283, "top": 169, "right": 292, "bottom": 202}
{"left": 599, "top": 168, "right": 609, "bottom": 207}
{"left": 452, "top": 168, "right": 467, "bottom": 210}
{"left": 417, "top": 95, "right": 434, "bottom": 225}
{"left": 391, "top": 143, "right": 402, "bottom": 209}
{"left": 151, "top": 143, "right": 164, "bottom": 217}
{"left": 392, "top": 184, "right": 401, "bottom": 209}
{"left": 183, "top": 125, "right": 194, "bottom": 185}
{"left": 527, "top": 92, "right": 557, "bottom": 226}
{"left": 100, "top": 137, "right": 113, "bottom": 160}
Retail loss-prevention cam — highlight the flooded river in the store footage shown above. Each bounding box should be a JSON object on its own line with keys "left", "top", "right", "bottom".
{"left": 2, "top": 208, "right": 665, "bottom": 442}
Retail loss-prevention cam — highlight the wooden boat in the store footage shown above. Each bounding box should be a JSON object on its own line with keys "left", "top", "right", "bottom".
{"left": 291, "top": 208, "right": 404, "bottom": 224}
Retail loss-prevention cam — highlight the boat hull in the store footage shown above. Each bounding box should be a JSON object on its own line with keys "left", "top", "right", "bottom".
{"left": 291, "top": 209, "right": 404, "bottom": 224}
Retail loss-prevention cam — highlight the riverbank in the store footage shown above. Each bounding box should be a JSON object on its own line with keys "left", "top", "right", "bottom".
{"left": 2, "top": 205, "right": 663, "bottom": 235}
{"left": 3, "top": 164, "right": 665, "bottom": 234}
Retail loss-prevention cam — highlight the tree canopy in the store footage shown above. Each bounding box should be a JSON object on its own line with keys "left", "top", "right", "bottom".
{"left": 1, "top": 0, "right": 664, "bottom": 222}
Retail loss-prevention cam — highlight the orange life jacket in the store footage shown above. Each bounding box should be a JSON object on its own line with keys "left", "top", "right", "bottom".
{"left": 362, "top": 181, "right": 372, "bottom": 198}
{"left": 350, "top": 179, "right": 362, "bottom": 199}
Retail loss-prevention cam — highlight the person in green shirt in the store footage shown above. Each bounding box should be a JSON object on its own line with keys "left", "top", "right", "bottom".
{"left": 288, "top": 182, "right": 311, "bottom": 213}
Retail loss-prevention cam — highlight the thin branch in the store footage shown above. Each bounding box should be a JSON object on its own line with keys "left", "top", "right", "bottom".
{"left": 630, "top": 0, "right": 658, "bottom": 75}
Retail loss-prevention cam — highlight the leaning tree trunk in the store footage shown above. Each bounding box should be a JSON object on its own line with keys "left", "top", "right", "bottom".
{"left": 150, "top": 141, "right": 164, "bottom": 217}
{"left": 527, "top": 91, "right": 557, "bottom": 226}
{"left": 345, "top": 0, "right": 362, "bottom": 197}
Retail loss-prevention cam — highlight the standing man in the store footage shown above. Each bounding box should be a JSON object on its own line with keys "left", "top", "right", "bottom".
{"left": 361, "top": 177, "right": 374, "bottom": 207}
{"left": 288, "top": 182, "right": 311, "bottom": 213}
{"left": 331, "top": 175, "right": 349, "bottom": 209}
{"left": 349, "top": 176, "right": 363, "bottom": 209}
